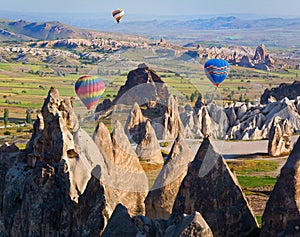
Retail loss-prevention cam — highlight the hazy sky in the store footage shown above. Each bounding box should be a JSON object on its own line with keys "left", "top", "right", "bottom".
{"left": 1, "top": 0, "right": 300, "bottom": 17}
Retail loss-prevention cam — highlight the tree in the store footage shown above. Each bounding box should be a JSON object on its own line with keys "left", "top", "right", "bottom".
{"left": 4, "top": 108, "right": 9, "bottom": 128}
{"left": 190, "top": 93, "right": 195, "bottom": 102}
{"left": 26, "top": 109, "right": 32, "bottom": 124}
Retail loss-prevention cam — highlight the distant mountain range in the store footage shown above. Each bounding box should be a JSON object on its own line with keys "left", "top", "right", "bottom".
{"left": 111, "top": 16, "right": 300, "bottom": 31}
{"left": 0, "top": 19, "right": 95, "bottom": 41}
{"left": 0, "top": 18, "right": 150, "bottom": 43}
{"left": 1, "top": 15, "right": 300, "bottom": 49}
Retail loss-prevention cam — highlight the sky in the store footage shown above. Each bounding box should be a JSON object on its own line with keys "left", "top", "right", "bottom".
{"left": 1, "top": 0, "right": 300, "bottom": 17}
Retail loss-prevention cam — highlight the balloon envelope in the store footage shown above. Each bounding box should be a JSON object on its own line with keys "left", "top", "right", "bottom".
{"left": 204, "top": 58, "right": 230, "bottom": 87}
{"left": 112, "top": 8, "right": 125, "bottom": 23}
{"left": 75, "top": 76, "right": 105, "bottom": 110}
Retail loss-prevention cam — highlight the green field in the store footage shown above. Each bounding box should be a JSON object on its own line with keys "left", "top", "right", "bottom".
{"left": 0, "top": 56, "right": 299, "bottom": 141}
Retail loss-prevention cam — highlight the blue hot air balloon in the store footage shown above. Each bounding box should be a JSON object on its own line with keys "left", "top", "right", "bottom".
{"left": 204, "top": 58, "right": 230, "bottom": 87}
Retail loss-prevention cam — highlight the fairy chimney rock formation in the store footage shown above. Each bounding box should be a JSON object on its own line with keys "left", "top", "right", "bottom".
{"left": 101, "top": 204, "right": 139, "bottom": 237}
{"left": 93, "top": 120, "right": 149, "bottom": 216}
{"left": 153, "top": 95, "right": 184, "bottom": 140}
{"left": 135, "top": 120, "right": 164, "bottom": 164}
{"left": 253, "top": 43, "right": 267, "bottom": 61}
{"left": 165, "top": 212, "right": 214, "bottom": 237}
{"left": 0, "top": 87, "right": 110, "bottom": 236}
{"left": 261, "top": 137, "right": 300, "bottom": 237}
{"left": 195, "top": 95, "right": 205, "bottom": 109}
{"left": 268, "top": 116, "right": 292, "bottom": 156}
{"left": 95, "top": 64, "right": 169, "bottom": 113}
{"left": 114, "top": 64, "right": 169, "bottom": 106}
{"left": 145, "top": 133, "right": 195, "bottom": 219}
{"left": 171, "top": 137, "right": 259, "bottom": 237}
{"left": 93, "top": 122, "right": 114, "bottom": 161}
{"left": 125, "top": 102, "right": 148, "bottom": 143}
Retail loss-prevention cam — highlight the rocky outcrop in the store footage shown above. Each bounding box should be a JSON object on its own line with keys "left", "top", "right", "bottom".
{"left": 268, "top": 116, "right": 292, "bottom": 156}
{"left": 93, "top": 120, "right": 149, "bottom": 216}
{"left": 236, "top": 44, "right": 274, "bottom": 70}
{"left": 124, "top": 102, "right": 148, "bottom": 143}
{"left": 136, "top": 120, "right": 164, "bottom": 164}
{"left": 261, "top": 81, "right": 300, "bottom": 104}
{"left": 172, "top": 137, "right": 259, "bottom": 237}
{"left": 225, "top": 98, "right": 300, "bottom": 140}
{"left": 179, "top": 95, "right": 300, "bottom": 141}
{"left": 0, "top": 87, "right": 109, "bottom": 236}
{"left": 260, "top": 137, "right": 300, "bottom": 237}
{"left": 101, "top": 204, "right": 139, "bottom": 237}
{"left": 165, "top": 212, "right": 214, "bottom": 237}
{"left": 101, "top": 204, "right": 169, "bottom": 237}
{"left": 96, "top": 63, "right": 170, "bottom": 112}
{"left": 253, "top": 43, "right": 267, "bottom": 61}
{"left": 238, "top": 55, "right": 254, "bottom": 67}
{"left": 145, "top": 134, "right": 196, "bottom": 219}
{"left": 181, "top": 101, "right": 229, "bottom": 139}
{"left": 153, "top": 95, "right": 184, "bottom": 140}
{"left": 195, "top": 95, "right": 205, "bottom": 109}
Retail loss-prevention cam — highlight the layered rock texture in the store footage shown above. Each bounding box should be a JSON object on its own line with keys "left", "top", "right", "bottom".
{"left": 180, "top": 97, "right": 300, "bottom": 141}
{"left": 96, "top": 63, "right": 170, "bottom": 113}
{"left": 237, "top": 43, "right": 275, "bottom": 71}
{"left": 261, "top": 137, "right": 300, "bottom": 237}
{"left": 261, "top": 81, "right": 300, "bottom": 104}
{"left": 145, "top": 134, "right": 196, "bottom": 219}
{"left": 93, "top": 120, "right": 149, "bottom": 216}
{"left": 0, "top": 87, "right": 110, "bottom": 236}
{"left": 125, "top": 102, "right": 148, "bottom": 143}
{"left": 164, "top": 212, "right": 214, "bottom": 237}
{"left": 171, "top": 137, "right": 259, "bottom": 237}
{"left": 153, "top": 95, "right": 184, "bottom": 140}
{"left": 136, "top": 120, "right": 164, "bottom": 164}
{"left": 101, "top": 204, "right": 139, "bottom": 237}
{"left": 268, "top": 116, "right": 292, "bottom": 156}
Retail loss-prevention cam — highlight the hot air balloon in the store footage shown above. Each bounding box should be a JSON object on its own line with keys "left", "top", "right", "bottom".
{"left": 112, "top": 8, "right": 125, "bottom": 23}
{"left": 74, "top": 76, "right": 105, "bottom": 110}
{"left": 204, "top": 58, "right": 230, "bottom": 88}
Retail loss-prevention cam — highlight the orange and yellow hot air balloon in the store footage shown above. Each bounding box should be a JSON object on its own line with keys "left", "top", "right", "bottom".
{"left": 112, "top": 8, "right": 125, "bottom": 23}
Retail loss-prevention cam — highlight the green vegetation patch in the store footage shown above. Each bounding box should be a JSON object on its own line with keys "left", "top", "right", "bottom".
{"left": 237, "top": 175, "right": 277, "bottom": 188}
{"left": 227, "top": 159, "right": 278, "bottom": 175}
{"left": 256, "top": 216, "right": 262, "bottom": 227}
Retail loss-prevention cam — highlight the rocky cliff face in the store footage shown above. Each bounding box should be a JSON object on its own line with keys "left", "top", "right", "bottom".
{"left": 180, "top": 97, "right": 300, "bottom": 141}
{"left": 124, "top": 102, "right": 148, "bottom": 143}
{"left": 268, "top": 116, "right": 292, "bottom": 156}
{"left": 164, "top": 212, "right": 214, "bottom": 237}
{"left": 171, "top": 137, "right": 259, "bottom": 237}
{"left": 145, "top": 134, "right": 196, "bottom": 219}
{"left": 93, "top": 120, "right": 149, "bottom": 216}
{"left": 153, "top": 95, "right": 184, "bottom": 140}
{"left": 261, "top": 81, "right": 300, "bottom": 104}
{"left": 0, "top": 87, "right": 109, "bottom": 236}
{"left": 96, "top": 63, "right": 170, "bottom": 113}
{"left": 261, "top": 137, "right": 300, "bottom": 237}
{"left": 237, "top": 44, "right": 275, "bottom": 70}
{"left": 136, "top": 120, "right": 164, "bottom": 164}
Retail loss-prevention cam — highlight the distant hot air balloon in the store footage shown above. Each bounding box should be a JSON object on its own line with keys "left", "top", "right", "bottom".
{"left": 112, "top": 8, "right": 125, "bottom": 23}
{"left": 204, "top": 58, "right": 230, "bottom": 88}
{"left": 74, "top": 76, "right": 105, "bottom": 110}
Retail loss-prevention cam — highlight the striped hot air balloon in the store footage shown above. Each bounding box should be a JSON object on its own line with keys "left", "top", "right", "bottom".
{"left": 74, "top": 76, "right": 105, "bottom": 110}
{"left": 112, "top": 8, "right": 125, "bottom": 23}
{"left": 204, "top": 58, "right": 230, "bottom": 87}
